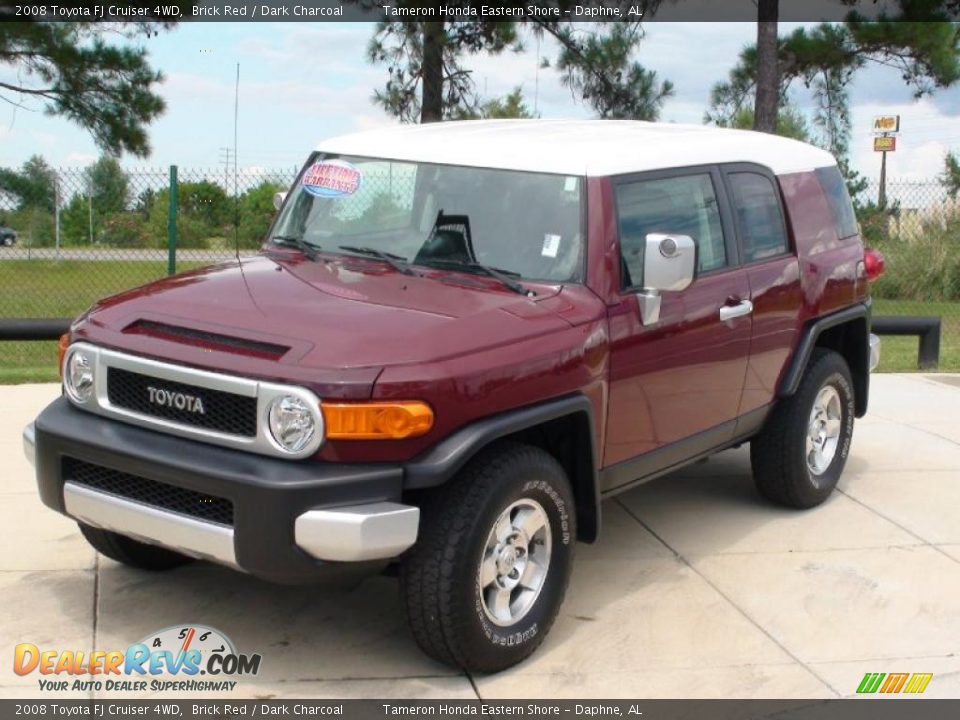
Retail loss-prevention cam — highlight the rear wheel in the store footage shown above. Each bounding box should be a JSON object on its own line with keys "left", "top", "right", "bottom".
{"left": 400, "top": 442, "right": 575, "bottom": 672}
{"left": 751, "top": 349, "right": 855, "bottom": 508}
{"left": 78, "top": 523, "right": 193, "bottom": 571}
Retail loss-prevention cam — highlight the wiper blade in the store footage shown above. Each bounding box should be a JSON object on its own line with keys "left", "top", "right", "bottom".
{"left": 338, "top": 245, "right": 414, "bottom": 275}
{"left": 271, "top": 235, "right": 319, "bottom": 261}
{"left": 419, "top": 258, "right": 533, "bottom": 297}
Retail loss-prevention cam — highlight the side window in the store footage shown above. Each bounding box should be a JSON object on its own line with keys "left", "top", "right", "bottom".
{"left": 727, "top": 172, "right": 789, "bottom": 263}
{"left": 815, "top": 166, "right": 859, "bottom": 238}
{"left": 615, "top": 173, "right": 726, "bottom": 289}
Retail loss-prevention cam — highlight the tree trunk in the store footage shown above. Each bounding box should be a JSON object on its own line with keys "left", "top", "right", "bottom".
{"left": 753, "top": 0, "right": 779, "bottom": 134}
{"left": 420, "top": 22, "right": 444, "bottom": 123}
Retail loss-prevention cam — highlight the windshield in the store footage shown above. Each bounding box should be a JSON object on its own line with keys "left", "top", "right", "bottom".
{"left": 270, "top": 154, "right": 584, "bottom": 283}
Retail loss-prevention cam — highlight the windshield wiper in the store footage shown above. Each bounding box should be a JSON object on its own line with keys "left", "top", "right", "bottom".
{"left": 271, "top": 235, "right": 319, "bottom": 261}
{"left": 338, "top": 245, "right": 414, "bottom": 275}
{"left": 419, "top": 258, "right": 534, "bottom": 297}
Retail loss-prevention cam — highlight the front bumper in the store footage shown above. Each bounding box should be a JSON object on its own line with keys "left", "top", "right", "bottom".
{"left": 27, "top": 398, "right": 419, "bottom": 583}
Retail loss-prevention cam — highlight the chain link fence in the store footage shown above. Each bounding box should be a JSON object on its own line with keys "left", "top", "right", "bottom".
{"left": 1, "top": 168, "right": 958, "bottom": 380}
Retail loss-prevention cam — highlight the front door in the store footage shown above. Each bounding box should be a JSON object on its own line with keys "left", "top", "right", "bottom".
{"left": 604, "top": 167, "right": 751, "bottom": 489}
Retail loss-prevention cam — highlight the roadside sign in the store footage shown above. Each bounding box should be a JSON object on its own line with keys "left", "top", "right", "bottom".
{"left": 874, "top": 136, "right": 897, "bottom": 152}
{"left": 872, "top": 115, "right": 900, "bottom": 134}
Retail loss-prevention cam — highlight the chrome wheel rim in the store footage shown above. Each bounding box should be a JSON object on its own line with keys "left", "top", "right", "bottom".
{"left": 806, "top": 385, "right": 842, "bottom": 477}
{"left": 478, "top": 499, "right": 552, "bottom": 627}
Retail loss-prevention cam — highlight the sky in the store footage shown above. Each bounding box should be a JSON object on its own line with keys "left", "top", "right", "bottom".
{"left": 1, "top": 21, "right": 958, "bottom": 182}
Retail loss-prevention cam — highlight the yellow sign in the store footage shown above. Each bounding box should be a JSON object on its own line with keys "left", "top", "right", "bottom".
{"left": 873, "top": 115, "right": 901, "bottom": 134}
{"left": 874, "top": 136, "right": 897, "bottom": 152}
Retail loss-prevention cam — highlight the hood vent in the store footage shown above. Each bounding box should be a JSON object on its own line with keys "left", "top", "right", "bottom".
{"left": 124, "top": 320, "right": 289, "bottom": 360}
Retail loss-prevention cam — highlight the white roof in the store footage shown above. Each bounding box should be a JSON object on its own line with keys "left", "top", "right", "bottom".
{"left": 316, "top": 119, "right": 837, "bottom": 177}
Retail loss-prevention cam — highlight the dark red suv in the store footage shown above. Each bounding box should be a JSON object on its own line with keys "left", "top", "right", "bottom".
{"left": 25, "top": 120, "right": 882, "bottom": 672}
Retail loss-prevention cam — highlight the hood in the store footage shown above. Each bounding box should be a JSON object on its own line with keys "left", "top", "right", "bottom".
{"left": 78, "top": 254, "right": 574, "bottom": 375}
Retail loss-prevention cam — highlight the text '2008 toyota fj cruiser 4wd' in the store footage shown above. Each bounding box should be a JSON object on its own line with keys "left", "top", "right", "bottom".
{"left": 25, "top": 120, "right": 884, "bottom": 672}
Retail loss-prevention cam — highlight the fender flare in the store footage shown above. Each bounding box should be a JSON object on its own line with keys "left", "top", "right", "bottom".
{"left": 403, "top": 394, "right": 601, "bottom": 542}
{"left": 778, "top": 301, "right": 871, "bottom": 417}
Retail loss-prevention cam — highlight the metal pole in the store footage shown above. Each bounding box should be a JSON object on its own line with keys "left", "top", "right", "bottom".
{"left": 878, "top": 150, "right": 887, "bottom": 210}
{"left": 88, "top": 187, "right": 93, "bottom": 244}
{"left": 168, "top": 165, "right": 178, "bottom": 276}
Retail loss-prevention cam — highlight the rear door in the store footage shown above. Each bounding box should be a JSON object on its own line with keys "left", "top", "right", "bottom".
{"left": 721, "top": 165, "right": 803, "bottom": 419}
{"left": 604, "top": 166, "right": 752, "bottom": 486}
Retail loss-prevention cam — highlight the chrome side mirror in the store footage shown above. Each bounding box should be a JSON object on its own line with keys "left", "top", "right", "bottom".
{"left": 636, "top": 233, "right": 696, "bottom": 326}
{"left": 273, "top": 191, "right": 287, "bottom": 211}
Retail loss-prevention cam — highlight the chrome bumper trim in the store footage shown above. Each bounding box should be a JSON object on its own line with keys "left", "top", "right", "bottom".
{"left": 23, "top": 422, "right": 36, "bottom": 467}
{"left": 869, "top": 333, "right": 881, "bottom": 371}
{"left": 63, "top": 481, "right": 238, "bottom": 568}
{"left": 295, "top": 502, "right": 420, "bottom": 562}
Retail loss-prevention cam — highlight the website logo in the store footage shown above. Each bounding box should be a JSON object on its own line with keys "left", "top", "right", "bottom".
{"left": 857, "top": 672, "right": 932, "bottom": 694}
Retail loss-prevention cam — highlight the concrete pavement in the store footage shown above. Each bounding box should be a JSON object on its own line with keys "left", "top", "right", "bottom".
{"left": 2, "top": 375, "right": 959, "bottom": 699}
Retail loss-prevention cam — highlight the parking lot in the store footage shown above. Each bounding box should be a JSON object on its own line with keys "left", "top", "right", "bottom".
{"left": 2, "top": 374, "right": 959, "bottom": 700}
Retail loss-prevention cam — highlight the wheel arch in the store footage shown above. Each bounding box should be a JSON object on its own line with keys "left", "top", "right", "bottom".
{"left": 403, "top": 395, "right": 601, "bottom": 543}
{"left": 779, "top": 302, "right": 871, "bottom": 418}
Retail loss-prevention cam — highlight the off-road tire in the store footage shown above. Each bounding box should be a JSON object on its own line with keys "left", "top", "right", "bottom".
{"left": 400, "top": 442, "right": 576, "bottom": 672}
{"left": 751, "top": 349, "right": 855, "bottom": 508}
{"left": 79, "top": 523, "right": 193, "bottom": 571}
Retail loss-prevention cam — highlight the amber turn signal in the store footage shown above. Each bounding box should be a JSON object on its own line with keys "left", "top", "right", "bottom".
{"left": 57, "top": 333, "right": 70, "bottom": 378}
{"left": 322, "top": 401, "right": 434, "bottom": 440}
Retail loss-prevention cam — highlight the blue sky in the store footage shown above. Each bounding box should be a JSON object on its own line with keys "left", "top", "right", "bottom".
{"left": 1, "top": 22, "right": 958, "bottom": 181}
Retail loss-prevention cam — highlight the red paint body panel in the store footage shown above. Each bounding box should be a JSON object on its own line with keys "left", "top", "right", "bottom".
{"left": 71, "top": 165, "right": 866, "bottom": 474}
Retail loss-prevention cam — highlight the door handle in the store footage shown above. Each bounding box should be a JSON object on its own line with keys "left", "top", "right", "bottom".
{"left": 719, "top": 299, "right": 754, "bottom": 322}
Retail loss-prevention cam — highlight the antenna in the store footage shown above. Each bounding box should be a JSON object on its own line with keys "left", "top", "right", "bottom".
{"left": 233, "top": 63, "right": 240, "bottom": 264}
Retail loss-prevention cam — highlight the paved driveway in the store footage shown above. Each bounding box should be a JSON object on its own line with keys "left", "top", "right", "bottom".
{"left": 2, "top": 375, "right": 959, "bottom": 699}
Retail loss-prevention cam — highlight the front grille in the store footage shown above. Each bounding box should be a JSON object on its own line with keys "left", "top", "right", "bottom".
{"left": 107, "top": 367, "right": 257, "bottom": 437}
{"left": 64, "top": 458, "right": 234, "bottom": 526}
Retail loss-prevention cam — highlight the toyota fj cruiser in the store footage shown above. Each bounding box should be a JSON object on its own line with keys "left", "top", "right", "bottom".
{"left": 25, "top": 120, "right": 883, "bottom": 672}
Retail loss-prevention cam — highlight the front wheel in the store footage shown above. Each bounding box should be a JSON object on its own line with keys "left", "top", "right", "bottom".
{"left": 400, "top": 442, "right": 575, "bottom": 672}
{"left": 751, "top": 349, "right": 855, "bottom": 508}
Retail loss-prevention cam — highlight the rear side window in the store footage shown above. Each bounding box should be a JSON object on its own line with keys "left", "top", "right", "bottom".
{"left": 815, "top": 166, "right": 859, "bottom": 239}
{"left": 727, "top": 172, "right": 789, "bottom": 262}
{"left": 615, "top": 173, "right": 727, "bottom": 289}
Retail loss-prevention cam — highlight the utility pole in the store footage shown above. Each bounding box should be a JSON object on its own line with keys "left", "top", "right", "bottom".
{"left": 219, "top": 147, "right": 232, "bottom": 195}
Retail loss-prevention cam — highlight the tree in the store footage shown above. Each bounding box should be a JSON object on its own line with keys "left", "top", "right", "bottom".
{"left": 367, "top": 16, "right": 520, "bottom": 122}
{"left": 546, "top": 22, "right": 673, "bottom": 120}
{"left": 0, "top": 8, "right": 191, "bottom": 156}
{"left": 86, "top": 156, "right": 129, "bottom": 216}
{"left": 365, "top": 3, "right": 672, "bottom": 123}
{"left": 708, "top": 5, "right": 960, "bottom": 135}
{"left": 451, "top": 87, "right": 538, "bottom": 120}
{"left": 942, "top": 152, "right": 960, "bottom": 199}
{"left": 0, "top": 155, "right": 57, "bottom": 211}
{"left": 720, "top": 104, "right": 812, "bottom": 142}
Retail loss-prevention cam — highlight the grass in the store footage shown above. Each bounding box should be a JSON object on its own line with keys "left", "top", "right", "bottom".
{"left": 1, "top": 259, "right": 203, "bottom": 383}
{"left": 1, "top": 259, "right": 958, "bottom": 382}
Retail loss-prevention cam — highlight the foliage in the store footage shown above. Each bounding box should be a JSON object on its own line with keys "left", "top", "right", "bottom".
{"left": 98, "top": 212, "right": 151, "bottom": 248}
{"left": 366, "top": 6, "right": 672, "bottom": 123}
{"left": 0, "top": 10, "right": 191, "bottom": 156}
{"left": 451, "top": 87, "right": 538, "bottom": 120}
{"left": 547, "top": 21, "right": 673, "bottom": 120}
{"left": 0, "top": 155, "right": 57, "bottom": 212}
{"left": 942, "top": 152, "right": 960, "bottom": 199}
{"left": 870, "top": 218, "right": 960, "bottom": 302}
{"left": 366, "top": 15, "right": 520, "bottom": 122}
{"left": 144, "top": 182, "right": 230, "bottom": 250}
{"left": 237, "top": 180, "right": 283, "bottom": 248}
{"left": 719, "top": 104, "right": 812, "bottom": 141}
{"left": 706, "top": 10, "right": 960, "bottom": 164}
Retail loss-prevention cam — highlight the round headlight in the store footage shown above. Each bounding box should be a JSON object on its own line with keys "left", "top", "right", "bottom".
{"left": 267, "top": 396, "right": 318, "bottom": 454}
{"left": 64, "top": 350, "right": 95, "bottom": 403}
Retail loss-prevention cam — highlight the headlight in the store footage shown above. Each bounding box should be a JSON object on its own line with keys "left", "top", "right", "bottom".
{"left": 267, "top": 396, "right": 318, "bottom": 454}
{"left": 64, "top": 349, "right": 95, "bottom": 403}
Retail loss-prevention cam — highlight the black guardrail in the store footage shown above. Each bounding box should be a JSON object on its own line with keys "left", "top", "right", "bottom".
{"left": 0, "top": 318, "right": 71, "bottom": 341}
{"left": 872, "top": 316, "right": 942, "bottom": 371}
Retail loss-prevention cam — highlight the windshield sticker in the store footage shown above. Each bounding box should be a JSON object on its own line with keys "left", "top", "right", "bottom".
{"left": 563, "top": 176, "right": 578, "bottom": 193}
{"left": 542, "top": 234, "right": 561, "bottom": 258}
{"left": 302, "top": 160, "right": 362, "bottom": 198}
